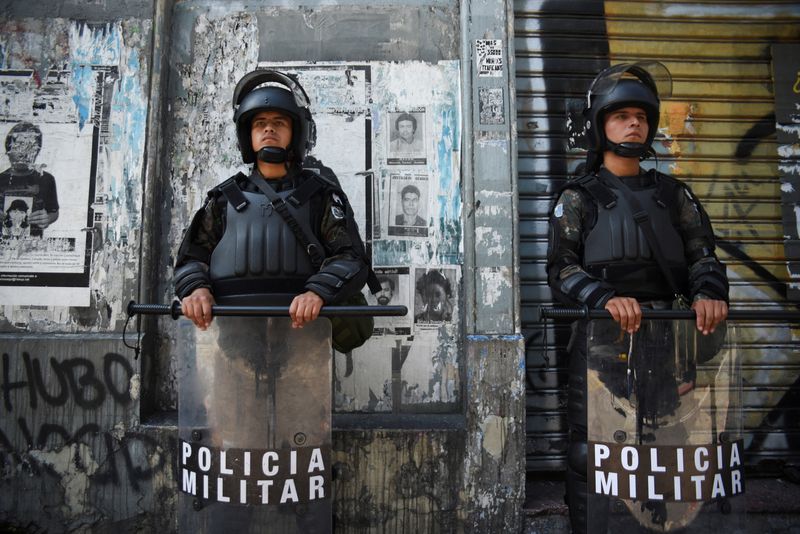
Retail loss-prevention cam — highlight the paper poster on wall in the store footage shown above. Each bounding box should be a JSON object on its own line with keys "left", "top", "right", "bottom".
{"left": 364, "top": 266, "right": 413, "bottom": 332}
{"left": 413, "top": 266, "right": 458, "bottom": 328}
{"left": 268, "top": 61, "right": 462, "bottom": 413}
{"left": 478, "top": 87, "right": 505, "bottom": 125}
{"left": 476, "top": 39, "right": 504, "bottom": 77}
{"left": 387, "top": 173, "right": 429, "bottom": 238}
{"left": 0, "top": 68, "right": 111, "bottom": 306}
{"left": 386, "top": 109, "right": 427, "bottom": 166}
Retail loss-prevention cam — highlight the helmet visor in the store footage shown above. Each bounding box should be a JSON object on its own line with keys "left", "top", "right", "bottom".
{"left": 587, "top": 61, "right": 672, "bottom": 108}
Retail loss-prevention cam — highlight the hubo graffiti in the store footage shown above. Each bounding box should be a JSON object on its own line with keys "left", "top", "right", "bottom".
{"left": 0, "top": 337, "right": 170, "bottom": 530}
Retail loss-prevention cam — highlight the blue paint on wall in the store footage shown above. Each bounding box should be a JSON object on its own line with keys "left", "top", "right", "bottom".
{"left": 70, "top": 23, "right": 123, "bottom": 131}
{"left": 71, "top": 65, "right": 94, "bottom": 131}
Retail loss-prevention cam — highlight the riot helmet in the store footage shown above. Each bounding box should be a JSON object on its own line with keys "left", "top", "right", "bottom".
{"left": 232, "top": 69, "right": 316, "bottom": 164}
{"left": 583, "top": 61, "right": 672, "bottom": 171}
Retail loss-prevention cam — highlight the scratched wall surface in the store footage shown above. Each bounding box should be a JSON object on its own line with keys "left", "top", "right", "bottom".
{"left": 516, "top": 0, "right": 800, "bottom": 473}
{"left": 0, "top": 18, "right": 150, "bottom": 329}
{"left": 0, "top": 8, "right": 172, "bottom": 532}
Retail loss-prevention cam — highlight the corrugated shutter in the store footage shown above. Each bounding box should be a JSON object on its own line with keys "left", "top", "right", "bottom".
{"left": 515, "top": 0, "right": 800, "bottom": 473}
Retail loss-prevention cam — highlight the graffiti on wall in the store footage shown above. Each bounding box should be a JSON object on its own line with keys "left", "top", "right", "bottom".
{"left": 525, "top": 0, "right": 800, "bottom": 472}
{"left": 772, "top": 44, "right": 800, "bottom": 301}
{"left": 0, "top": 339, "right": 170, "bottom": 528}
{"left": 0, "top": 16, "right": 160, "bottom": 531}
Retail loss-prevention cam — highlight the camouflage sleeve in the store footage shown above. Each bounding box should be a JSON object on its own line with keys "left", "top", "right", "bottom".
{"left": 319, "top": 193, "right": 360, "bottom": 259}
{"left": 303, "top": 191, "right": 368, "bottom": 303}
{"left": 175, "top": 196, "right": 225, "bottom": 269}
{"left": 547, "top": 188, "right": 615, "bottom": 307}
{"left": 675, "top": 183, "right": 729, "bottom": 302}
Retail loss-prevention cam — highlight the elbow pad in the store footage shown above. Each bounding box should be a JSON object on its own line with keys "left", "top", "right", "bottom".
{"left": 305, "top": 258, "right": 367, "bottom": 304}
{"left": 174, "top": 262, "right": 211, "bottom": 300}
{"left": 689, "top": 259, "right": 729, "bottom": 303}
{"left": 558, "top": 271, "right": 614, "bottom": 309}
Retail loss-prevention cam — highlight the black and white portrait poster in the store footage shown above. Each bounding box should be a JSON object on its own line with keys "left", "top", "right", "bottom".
{"left": 387, "top": 173, "right": 429, "bottom": 238}
{"left": 0, "top": 68, "right": 106, "bottom": 306}
{"left": 365, "top": 266, "right": 412, "bottom": 332}
{"left": 413, "top": 266, "right": 458, "bottom": 328}
{"left": 387, "top": 109, "right": 426, "bottom": 165}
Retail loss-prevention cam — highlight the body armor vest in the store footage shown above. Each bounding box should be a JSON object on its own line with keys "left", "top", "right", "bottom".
{"left": 582, "top": 179, "right": 688, "bottom": 300}
{"left": 209, "top": 189, "right": 317, "bottom": 305}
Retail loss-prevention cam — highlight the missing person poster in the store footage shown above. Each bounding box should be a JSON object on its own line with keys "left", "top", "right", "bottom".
{"left": 386, "top": 109, "right": 427, "bottom": 166}
{"left": 365, "top": 266, "right": 413, "bottom": 332}
{"left": 0, "top": 68, "right": 112, "bottom": 306}
{"left": 387, "top": 173, "right": 429, "bottom": 238}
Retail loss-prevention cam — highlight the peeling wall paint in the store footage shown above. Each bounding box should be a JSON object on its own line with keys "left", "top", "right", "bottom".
{"left": 0, "top": 18, "right": 149, "bottom": 329}
{"left": 0, "top": 1, "right": 524, "bottom": 532}
{"left": 0, "top": 337, "right": 172, "bottom": 531}
{"left": 462, "top": 336, "right": 525, "bottom": 532}
{"left": 0, "top": 7, "right": 169, "bottom": 533}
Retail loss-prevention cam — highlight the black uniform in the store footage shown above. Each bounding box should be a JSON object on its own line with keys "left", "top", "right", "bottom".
{"left": 546, "top": 166, "right": 729, "bottom": 533}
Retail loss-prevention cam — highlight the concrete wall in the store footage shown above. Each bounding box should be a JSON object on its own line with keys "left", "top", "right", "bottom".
{"left": 0, "top": 3, "right": 178, "bottom": 532}
{"left": 0, "top": 0, "right": 525, "bottom": 532}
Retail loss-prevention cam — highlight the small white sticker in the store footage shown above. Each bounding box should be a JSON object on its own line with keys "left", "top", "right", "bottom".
{"left": 476, "top": 39, "right": 503, "bottom": 78}
{"left": 554, "top": 203, "right": 564, "bottom": 218}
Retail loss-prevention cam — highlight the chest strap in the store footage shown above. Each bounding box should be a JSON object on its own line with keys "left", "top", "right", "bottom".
{"left": 574, "top": 174, "right": 617, "bottom": 209}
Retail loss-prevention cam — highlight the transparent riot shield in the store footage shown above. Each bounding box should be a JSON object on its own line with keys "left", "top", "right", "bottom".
{"left": 177, "top": 317, "right": 332, "bottom": 534}
{"left": 586, "top": 318, "right": 744, "bottom": 533}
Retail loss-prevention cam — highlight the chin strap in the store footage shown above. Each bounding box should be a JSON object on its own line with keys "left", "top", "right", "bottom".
{"left": 257, "top": 146, "right": 289, "bottom": 164}
{"left": 607, "top": 140, "right": 653, "bottom": 159}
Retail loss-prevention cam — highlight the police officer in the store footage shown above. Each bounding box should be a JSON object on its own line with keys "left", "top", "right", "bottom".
{"left": 546, "top": 62, "right": 729, "bottom": 533}
{"left": 173, "top": 70, "right": 371, "bottom": 330}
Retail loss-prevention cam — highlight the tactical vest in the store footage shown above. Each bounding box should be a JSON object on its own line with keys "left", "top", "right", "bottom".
{"left": 209, "top": 189, "right": 317, "bottom": 305}
{"left": 581, "top": 177, "right": 688, "bottom": 300}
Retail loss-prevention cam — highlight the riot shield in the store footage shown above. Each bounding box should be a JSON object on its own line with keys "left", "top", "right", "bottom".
{"left": 586, "top": 318, "right": 744, "bottom": 533}
{"left": 176, "top": 317, "right": 332, "bottom": 534}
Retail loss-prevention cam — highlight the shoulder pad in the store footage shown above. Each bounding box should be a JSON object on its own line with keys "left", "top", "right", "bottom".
{"left": 301, "top": 167, "right": 342, "bottom": 191}
{"left": 289, "top": 169, "right": 344, "bottom": 208}
{"left": 208, "top": 172, "right": 248, "bottom": 198}
{"left": 565, "top": 174, "right": 617, "bottom": 209}
{"left": 302, "top": 156, "right": 342, "bottom": 187}
{"left": 207, "top": 172, "right": 249, "bottom": 212}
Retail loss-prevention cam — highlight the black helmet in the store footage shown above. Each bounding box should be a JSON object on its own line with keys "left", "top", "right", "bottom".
{"left": 583, "top": 61, "right": 671, "bottom": 170}
{"left": 232, "top": 70, "right": 316, "bottom": 164}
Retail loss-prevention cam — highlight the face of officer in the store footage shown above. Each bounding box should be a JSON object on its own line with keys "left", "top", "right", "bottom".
{"left": 376, "top": 279, "right": 394, "bottom": 305}
{"left": 397, "top": 119, "right": 415, "bottom": 143}
{"left": 251, "top": 111, "right": 293, "bottom": 153}
{"left": 402, "top": 191, "right": 420, "bottom": 217}
{"left": 603, "top": 106, "right": 648, "bottom": 146}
